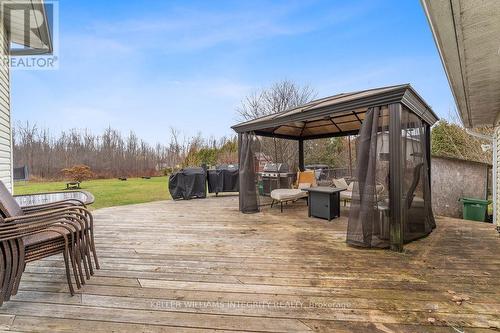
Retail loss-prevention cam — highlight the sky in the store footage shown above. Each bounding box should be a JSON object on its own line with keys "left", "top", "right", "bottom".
{"left": 11, "top": 0, "right": 456, "bottom": 145}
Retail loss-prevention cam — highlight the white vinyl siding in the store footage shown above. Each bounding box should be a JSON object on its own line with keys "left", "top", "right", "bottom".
{"left": 0, "top": 22, "right": 12, "bottom": 193}
{"left": 495, "top": 126, "right": 500, "bottom": 226}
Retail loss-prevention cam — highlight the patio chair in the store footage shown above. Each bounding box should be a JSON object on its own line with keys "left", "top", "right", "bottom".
{"left": 270, "top": 171, "right": 316, "bottom": 212}
{"left": 334, "top": 178, "right": 384, "bottom": 206}
{"left": 333, "top": 178, "right": 353, "bottom": 206}
{"left": 0, "top": 182, "right": 99, "bottom": 304}
{"left": 11, "top": 188, "right": 99, "bottom": 272}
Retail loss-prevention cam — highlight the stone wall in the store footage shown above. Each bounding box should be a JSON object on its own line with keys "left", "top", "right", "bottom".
{"left": 431, "top": 156, "right": 491, "bottom": 218}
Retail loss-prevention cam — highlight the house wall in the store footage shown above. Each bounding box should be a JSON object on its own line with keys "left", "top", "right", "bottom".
{"left": 0, "top": 23, "right": 12, "bottom": 192}
{"left": 431, "top": 156, "right": 490, "bottom": 218}
{"left": 495, "top": 126, "right": 500, "bottom": 226}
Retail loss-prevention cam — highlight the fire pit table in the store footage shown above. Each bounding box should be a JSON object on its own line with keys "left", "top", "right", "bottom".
{"left": 302, "top": 187, "right": 345, "bottom": 221}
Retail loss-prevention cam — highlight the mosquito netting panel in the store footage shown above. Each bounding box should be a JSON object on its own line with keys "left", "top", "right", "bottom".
{"left": 257, "top": 137, "right": 299, "bottom": 207}
{"left": 238, "top": 132, "right": 261, "bottom": 213}
{"left": 239, "top": 133, "right": 300, "bottom": 212}
{"left": 401, "top": 108, "right": 436, "bottom": 241}
{"left": 347, "top": 106, "right": 391, "bottom": 248}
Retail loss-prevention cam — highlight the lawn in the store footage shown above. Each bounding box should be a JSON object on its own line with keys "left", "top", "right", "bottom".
{"left": 14, "top": 177, "right": 171, "bottom": 209}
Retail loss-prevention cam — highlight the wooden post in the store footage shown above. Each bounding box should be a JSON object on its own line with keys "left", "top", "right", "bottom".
{"left": 389, "top": 103, "right": 404, "bottom": 252}
{"left": 298, "top": 139, "right": 305, "bottom": 172}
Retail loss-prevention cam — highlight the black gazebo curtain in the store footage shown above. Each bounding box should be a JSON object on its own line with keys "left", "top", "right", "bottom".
{"left": 238, "top": 132, "right": 260, "bottom": 213}
{"left": 401, "top": 108, "right": 436, "bottom": 242}
{"left": 346, "top": 106, "right": 391, "bottom": 248}
{"left": 347, "top": 105, "right": 435, "bottom": 248}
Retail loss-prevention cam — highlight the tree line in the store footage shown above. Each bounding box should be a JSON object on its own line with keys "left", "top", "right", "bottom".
{"left": 11, "top": 81, "right": 360, "bottom": 181}
{"left": 14, "top": 80, "right": 488, "bottom": 182}
{"left": 13, "top": 122, "right": 238, "bottom": 180}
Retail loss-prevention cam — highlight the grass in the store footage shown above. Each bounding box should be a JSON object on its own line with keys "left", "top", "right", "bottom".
{"left": 14, "top": 177, "right": 171, "bottom": 210}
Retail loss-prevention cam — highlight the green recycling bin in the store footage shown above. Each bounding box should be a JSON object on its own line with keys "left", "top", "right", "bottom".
{"left": 459, "top": 198, "right": 491, "bottom": 222}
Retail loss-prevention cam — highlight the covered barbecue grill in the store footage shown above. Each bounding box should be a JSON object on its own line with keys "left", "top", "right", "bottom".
{"left": 169, "top": 167, "right": 207, "bottom": 200}
{"left": 259, "top": 163, "right": 295, "bottom": 196}
{"left": 207, "top": 165, "right": 239, "bottom": 195}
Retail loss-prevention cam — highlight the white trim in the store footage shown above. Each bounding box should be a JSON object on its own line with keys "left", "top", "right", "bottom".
{"left": 420, "top": 0, "right": 471, "bottom": 127}
{"left": 8, "top": 59, "right": 12, "bottom": 194}
{"left": 494, "top": 127, "right": 499, "bottom": 226}
{"left": 421, "top": 0, "right": 500, "bottom": 128}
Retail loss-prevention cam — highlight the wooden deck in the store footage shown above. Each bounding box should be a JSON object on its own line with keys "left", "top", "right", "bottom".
{"left": 0, "top": 196, "right": 499, "bottom": 332}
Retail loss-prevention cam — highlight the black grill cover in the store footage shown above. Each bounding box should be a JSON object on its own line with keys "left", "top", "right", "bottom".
{"left": 207, "top": 169, "right": 239, "bottom": 194}
{"left": 169, "top": 168, "right": 207, "bottom": 200}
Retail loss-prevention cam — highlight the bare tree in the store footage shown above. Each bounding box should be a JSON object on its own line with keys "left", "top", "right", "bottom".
{"left": 237, "top": 80, "right": 316, "bottom": 170}
{"left": 237, "top": 80, "right": 316, "bottom": 120}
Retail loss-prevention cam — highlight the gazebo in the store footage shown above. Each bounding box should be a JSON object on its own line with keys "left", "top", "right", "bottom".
{"left": 232, "top": 84, "right": 438, "bottom": 251}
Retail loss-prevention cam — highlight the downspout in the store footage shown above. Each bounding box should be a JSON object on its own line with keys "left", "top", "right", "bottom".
{"left": 465, "top": 129, "right": 496, "bottom": 228}
{"left": 465, "top": 129, "right": 493, "bottom": 142}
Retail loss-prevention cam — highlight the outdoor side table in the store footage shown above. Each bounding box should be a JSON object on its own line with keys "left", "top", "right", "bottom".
{"left": 14, "top": 190, "right": 95, "bottom": 207}
{"left": 303, "top": 187, "right": 344, "bottom": 221}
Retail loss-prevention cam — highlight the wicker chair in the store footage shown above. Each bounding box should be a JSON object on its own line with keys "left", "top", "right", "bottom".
{"left": 15, "top": 192, "right": 100, "bottom": 276}
{"left": 0, "top": 182, "right": 99, "bottom": 305}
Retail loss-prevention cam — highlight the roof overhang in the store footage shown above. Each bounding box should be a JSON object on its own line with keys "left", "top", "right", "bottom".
{"left": 232, "top": 84, "right": 438, "bottom": 140}
{"left": 421, "top": 0, "right": 500, "bottom": 128}
{"left": 1, "top": 0, "right": 52, "bottom": 55}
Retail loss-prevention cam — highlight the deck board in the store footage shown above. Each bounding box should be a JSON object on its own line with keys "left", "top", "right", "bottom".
{"left": 0, "top": 196, "right": 499, "bottom": 332}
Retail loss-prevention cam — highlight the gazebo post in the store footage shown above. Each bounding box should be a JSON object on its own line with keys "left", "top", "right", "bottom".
{"left": 426, "top": 123, "right": 432, "bottom": 198}
{"left": 298, "top": 139, "right": 305, "bottom": 172}
{"left": 389, "top": 103, "right": 404, "bottom": 252}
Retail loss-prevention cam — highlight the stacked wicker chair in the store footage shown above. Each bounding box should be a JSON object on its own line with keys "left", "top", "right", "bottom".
{"left": 0, "top": 182, "right": 99, "bottom": 305}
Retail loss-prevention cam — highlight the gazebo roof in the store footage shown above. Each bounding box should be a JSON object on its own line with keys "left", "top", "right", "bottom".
{"left": 232, "top": 84, "right": 438, "bottom": 140}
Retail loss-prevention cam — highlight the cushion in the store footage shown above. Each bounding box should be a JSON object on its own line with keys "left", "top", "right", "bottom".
{"left": 297, "top": 182, "right": 311, "bottom": 189}
{"left": 347, "top": 181, "right": 355, "bottom": 192}
{"left": 340, "top": 191, "right": 352, "bottom": 200}
{"left": 0, "top": 181, "right": 24, "bottom": 218}
{"left": 332, "top": 178, "right": 349, "bottom": 190}
{"left": 271, "top": 189, "right": 308, "bottom": 201}
{"left": 297, "top": 171, "right": 316, "bottom": 187}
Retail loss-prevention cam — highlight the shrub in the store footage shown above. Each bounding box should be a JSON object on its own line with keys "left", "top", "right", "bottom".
{"left": 431, "top": 120, "right": 492, "bottom": 164}
{"left": 61, "top": 165, "right": 94, "bottom": 183}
